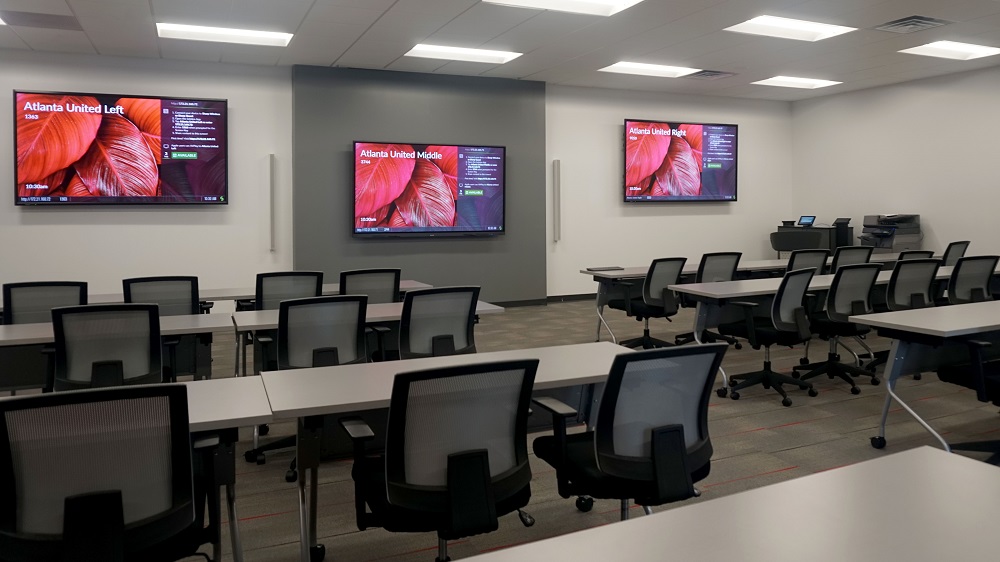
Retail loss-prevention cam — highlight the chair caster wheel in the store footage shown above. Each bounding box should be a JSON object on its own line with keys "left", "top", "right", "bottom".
{"left": 871, "top": 436, "right": 886, "bottom": 449}
{"left": 808, "top": 388, "right": 818, "bottom": 397}
{"left": 243, "top": 450, "right": 257, "bottom": 463}
{"left": 256, "top": 453, "right": 266, "bottom": 465}
{"left": 575, "top": 496, "right": 594, "bottom": 512}
{"left": 310, "top": 544, "right": 326, "bottom": 562}
{"left": 285, "top": 470, "right": 298, "bottom": 483}
{"left": 781, "top": 397, "right": 792, "bottom": 407}
{"left": 518, "top": 509, "right": 535, "bottom": 527}
{"left": 729, "top": 378, "right": 738, "bottom": 387}
{"left": 871, "top": 377, "right": 881, "bottom": 386}
{"left": 734, "top": 342, "right": 742, "bottom": 350}
{"left": 716, "top": 387, "right": 728, "bottom": 398}
{"left": 730, "top": 391, "right": 740, "bottom": 400}
{"left": 258, "top": 424, "right": 270, "bottom": 436}
{"left": 791, "top": 372, "right": 801, "bottom": 379}
{"left": 850, "top": 386, "right": 861, "bottom": 395}
{"left": 799, "top": 357, "right": 810, "bottom": 365}
{"left": 913, "top": 373, "right": 922, "bottom": 381}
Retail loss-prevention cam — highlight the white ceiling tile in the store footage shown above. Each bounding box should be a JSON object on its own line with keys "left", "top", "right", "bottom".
{"left": 433, "top": 4, "right": 536, "bottom": 41}
{"left": 384, "top": 56, "right": 449, "bottom": 73}
{"left": 0, "top": 25, "right": 29, "bottom": 49}
{"left": 10, "top": 27, "right": 95, "bottom": 54}
{"left": 303, "top": 4, "right": 384, "bottom": 26}
{"left": 220, "top": 44, "right": 282, "bottom": 65}
{"left": 0, "top": 0, "right": 72, "bottom": 15}
{"left": 158, "top": 37, "right": 224, "bottom": 63}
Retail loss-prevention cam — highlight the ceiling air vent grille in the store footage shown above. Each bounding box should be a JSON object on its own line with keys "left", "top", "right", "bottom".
{"left": 874, "top": 16, "right": 952, "bottom": 34}
{"left": 686, "top": 70, "right": 736, "bottom": 80}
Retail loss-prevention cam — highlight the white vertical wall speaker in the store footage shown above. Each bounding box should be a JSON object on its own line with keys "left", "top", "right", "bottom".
{"left": 269, "top": 153, "right": 277, "bottom": 253}
{"left": 552, "top": 159, "right": 561, "bottom": 242}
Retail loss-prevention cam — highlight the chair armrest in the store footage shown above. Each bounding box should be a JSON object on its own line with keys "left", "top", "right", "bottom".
{"left": 199, "top": 300, "right": 214, "bottom": 314}
{"left": 255, "top": 333, "right": 274, "bottom": 345}
{"left": 532, "top": 396, "right": 578, "bottom": 418}
{"left": 193, "top": 435, "right": 221, "bottom": 449}
{"left": 793, "top": 306, "right": 812, "bottom": 340}
{"left": 730, "top": 301, "right": 759, "bottom": 348}
{"left": 340, "top": 416, "right": 376, "bottom": 442}
{"left": 367, "top": 326, "right": 391, "bottom": 334}
{"left": 962, "top": 339, "right": 992, "bottom": 402}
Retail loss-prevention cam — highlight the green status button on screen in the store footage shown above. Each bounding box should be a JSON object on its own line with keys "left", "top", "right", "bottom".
{"left": 705, "top": 162, "right": 722, "bottom": 169}
{"left": 171, "top": 151, "right": 198, "bottom": 159}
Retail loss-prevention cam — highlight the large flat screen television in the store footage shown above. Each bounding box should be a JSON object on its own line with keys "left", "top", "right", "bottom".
{"left": 623, "top": 119, "right": 737, "bottom": 202}
{"left": 354, "top": 141, "right": 505, "bottom": 237}
{"left": 14, "top": 90, "right": 228, "bottom": 205}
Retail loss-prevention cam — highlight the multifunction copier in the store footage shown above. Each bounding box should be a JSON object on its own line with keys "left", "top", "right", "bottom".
{"left": 859, "top": 214, "right": 922, "bottom": 252}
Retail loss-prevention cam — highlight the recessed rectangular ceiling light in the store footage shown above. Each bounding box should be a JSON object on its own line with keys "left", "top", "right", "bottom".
{"left": 481, "top": 0, "right": 644, "bottom": 17}
{"left": 752, "top": 76, "right": 841, "bottom": 89}
{"left": 899, "top": 40, "right": 1000, "bottom": 60}
{"left": 156, "top": 23, "right": 293, "bottom": 47}
{"left": 725, "top": 15, "right": 855, "bottom": 41}
{"left": 404, "top": 44, "right": 522, "bottom": 64}
{"left": 598, "top": 61, "right": 701, "bottom": 78}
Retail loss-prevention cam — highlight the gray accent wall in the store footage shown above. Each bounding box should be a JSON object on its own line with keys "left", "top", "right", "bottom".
{"left": 292, "top": 66, "right": 546, "bottom": 303}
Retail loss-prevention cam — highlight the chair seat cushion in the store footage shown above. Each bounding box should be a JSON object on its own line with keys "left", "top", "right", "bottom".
{"left": 808, "top": 316, "right": 871, "bottom": 338}
{"left": 718, "top": 318, "right": 806, "bottom": 347}
{"left": 937, "top": 361, "right": 1000, "bottom": 407}
{"left": 532, "top": 432, "right": 709, "bottom": 506}
{"left": 607, "top": 298, "right": 666, "bottom": 320}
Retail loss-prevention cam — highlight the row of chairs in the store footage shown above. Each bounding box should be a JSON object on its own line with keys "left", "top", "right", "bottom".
{"left": 0, "top": 326, "right": 730, "bottom": 562}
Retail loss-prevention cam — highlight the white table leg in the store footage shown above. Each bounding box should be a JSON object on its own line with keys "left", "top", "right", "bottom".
{"left": 594, "top": 281, "right": 616, "bottom": 344}
{"left": 876, "top": 339, "right": 950, "bottom": 451}
{"left": 693, "top": 301, "right": 728, "bottom": 388}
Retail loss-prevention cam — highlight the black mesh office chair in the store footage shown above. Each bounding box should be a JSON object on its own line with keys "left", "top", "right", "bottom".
{"left": 793, "top": 264, "right": 882, "bottom": 392}
{"left": 251, "top": 271, "right": 324, "bottom": 375}
{"left": 787, "top": 249, "right": 829, "bottom": 274}
{"left": 865, "top": 259, "right": 940, "bottom": 374}
{"left": 340, "top": 359, "right": 538, "bottom": 562}
{"left": 340, "top": 268, "right": 401, "bottom": 359}
{"left": 243, "top": 295, "right": 368, "bottom": 481}
{"left": 399, "top": 287, "right": 479, "bottom": 360}
{"left": 0, "top": 385, "right": 206, "bottom": 561}
{"left": 942, "top": 241, "right": 970, "bottom": 266}
{"left": 533, "top": 344, "right": 727, "bottom": 520}
{"left": 607, "top": 258, "right": 685, "bottom": 349}
{"left": 938, "top": 255, "right": 998, "bottom": 305}
{"left": 0, "top": 282, "right": 87, "bottom": 393}
{"left": 123, "top": 276, "right": 211, "bottom": 382}
{"left": 675, "top": 252, "right": 742, "bottom": 347}
{"left": 717, "top": 268, "right": 819, "bottom": 406}
{"left": 829, "top": 246, "right": 873, "bottom": 273}
{"left": 51, "top": 304, "right": 162, "bottom": 392}
{"left": 897, "top": 250, "right": 934, "bottom": 261}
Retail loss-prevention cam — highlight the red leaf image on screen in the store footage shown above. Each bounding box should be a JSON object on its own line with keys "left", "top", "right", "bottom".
{"left": 66, "top": 172, "right": 94, "bottom": 197}
{"left": 356, "top": 203, "right": 391, "bottom": 229}
{"left": 17, "top": 169, "right": 67, "bottom": 198}
{"left": 679, "top": 124, "right": 703, "bottom": 172}
{"left": 74, "top": 113, "right": 159, "bottom": 197}
{"left": 394, "top": 159, "right": 456, "bottom": 227}
{"left": 652, "top": 138, "right": 701, "bottom": 197}
{"left": 16, "top": 94, "right": 103, "bottom": 183}
{"left": 625, "top": 123, "right": 671, "bottom": 187}
{"left": 426, "top": 145, "right": 458, "bottom": 200}
{"left": 355, "top": 143, "right": 416, "bottom": 218}
{"left": 118, "top": 97, "right": 163, "bottom": 165}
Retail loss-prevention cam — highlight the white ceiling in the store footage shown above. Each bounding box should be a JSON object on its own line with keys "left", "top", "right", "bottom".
{"left": 3, "top": 0, "right": 1000, "bottom": 100}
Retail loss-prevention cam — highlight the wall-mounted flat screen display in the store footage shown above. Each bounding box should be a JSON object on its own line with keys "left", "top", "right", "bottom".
{"left": 623, "top": 119, "right": 737, "bottom": 202}
{"left": 14, "top": 91, "right": 228, "bottom": 205}
{"left": 353, "top": 141, "right": 505, "bottom": 237}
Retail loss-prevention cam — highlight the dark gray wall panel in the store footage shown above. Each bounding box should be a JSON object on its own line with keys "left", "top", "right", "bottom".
{"left": 292, "top": 66, "right": 546, "bottom": 303}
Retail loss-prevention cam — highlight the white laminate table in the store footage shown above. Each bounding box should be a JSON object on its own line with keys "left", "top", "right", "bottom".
{"left": 260, "top": 341, "right": 627, "bottom": 562}
{"left": 850, "top": 300, "right": 1000, "bottom": 451}
{"left": 85, "top": 280, "right": 434, "bottom": 305}
{"left": 463, "top": 447, "right": 1000, "bottom": 562}
{"left": 0, "top": 312, "right": 236, "bottom": 347}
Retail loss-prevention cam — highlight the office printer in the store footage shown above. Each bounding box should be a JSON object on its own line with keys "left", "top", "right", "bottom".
{"left": 859, "top": 214, "right": 922, "bottom": 252}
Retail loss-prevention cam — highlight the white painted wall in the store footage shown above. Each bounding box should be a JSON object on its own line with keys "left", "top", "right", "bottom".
{"left": 0, "top": 51, "right": 293, "bottom": 299}
{"left": 546, "top": 85, "right": 795, "bottom": 296}
{"left": 792, "top": 65, "right": 1000, "bottom": 255}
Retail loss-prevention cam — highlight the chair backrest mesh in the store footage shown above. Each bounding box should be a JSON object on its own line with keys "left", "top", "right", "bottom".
{"left": 394, "top": 365, "right": 529, "bottom": 487}
{"left": 642, "top": 258, "right": 685, "bottom": 308}
{"left": 942, "top": 241, "right": 970, "bottom": 267}
{"left": 772, "top": 268, "right": 816, "bottom": 331}
{"left": 697, "top": 253, "right": 741, "bottom": 283}
{"left": 124, "top": 278, "right": 197, "bottom": 316}
{"left": 256, "top": 273, "right": 322, "bottom": 310}
{"left": 281, "top": 297, "right": 365, "bottom": 367}
{"left": 888, "top": 259, "right": 939, "bottom": 310}
{"left": 827, "top": 264, "right": 881, "bottom": 321}
{"left": 830, "top": 246, "right": 872, "bottom": 273}
{"left": 59, "top": 309, "right": 155, "bottom": 383}
{"left": 4, "top": 396, "right": 174, "bottom": 534}
{"left": 950, "top": 256, "right": 999, "bottom": 304}
{"left": 898, "top": 250, "right": 934, "bottom": 261}
{"left": 401, "top": 289, "right": 477, "bottom": 356}
{"left": 596, "top": 346, "right": 725, "bottom": 466}
{"left": 340, "top": 269, "right": 400, "bottom": 304}
{"left": 787, "top": 250, "right": 828, "bottom": 274}
{"left": 5, "top": 284, "right": 86, "bottom": 325}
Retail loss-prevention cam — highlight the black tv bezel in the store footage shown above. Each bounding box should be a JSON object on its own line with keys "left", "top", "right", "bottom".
{"left": 622, "top": 118, "right": 738, "bottom": 203}
{"left": 13, "top": 89, "right": 229, "bottom": 207}
{"left": 352, "top": 140, "right": 507, "bottom": 239}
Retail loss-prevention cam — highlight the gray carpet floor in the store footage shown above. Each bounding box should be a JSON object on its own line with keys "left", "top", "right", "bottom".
{"left": 178, "top": 300, "right": 1000, "bottom": 561}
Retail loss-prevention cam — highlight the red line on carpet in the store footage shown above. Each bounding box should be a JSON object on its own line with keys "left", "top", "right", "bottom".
{"left": 702, "top": 465, "right": 799, "bottom": 488}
